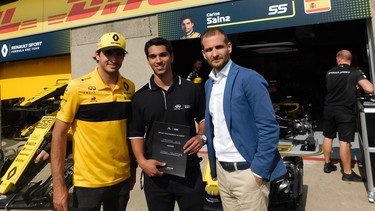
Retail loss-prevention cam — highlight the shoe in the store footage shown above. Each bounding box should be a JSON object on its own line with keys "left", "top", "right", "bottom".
{"left": 342, "top": 171, "right": 364, "bottom": 182}
{"left": 324, "top": 162, "right": 337, "bottom": 173}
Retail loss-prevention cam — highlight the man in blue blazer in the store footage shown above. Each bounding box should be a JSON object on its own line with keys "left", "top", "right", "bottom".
{"left": 201, "top": 27, "right": 287, "bottom": 210}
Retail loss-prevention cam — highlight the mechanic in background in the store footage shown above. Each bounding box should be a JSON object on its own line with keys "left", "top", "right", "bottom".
{"left": 187, "top": 59, "right": 204, "bottom": 83}
{"left": 322, "top": 49, "right": 373, "bottom": 182}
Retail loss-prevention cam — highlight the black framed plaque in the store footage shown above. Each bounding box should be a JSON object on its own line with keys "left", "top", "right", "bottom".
{"left": 151, "top": 121, "right": 190, "bottom": 177}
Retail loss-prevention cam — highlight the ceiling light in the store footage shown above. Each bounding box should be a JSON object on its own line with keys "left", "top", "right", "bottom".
{"left": 237, "top": 41, "right": 296, "bottom": 49}
{"left": 252, "top": 47, "right": 299, "bottom": 54}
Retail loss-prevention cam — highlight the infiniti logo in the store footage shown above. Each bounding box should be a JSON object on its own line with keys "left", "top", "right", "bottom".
{"left": 173, "top": 104, "right": 191, "bottom": 110}
{"left": 1, "top": 44, "right": 8, "bottom": 57}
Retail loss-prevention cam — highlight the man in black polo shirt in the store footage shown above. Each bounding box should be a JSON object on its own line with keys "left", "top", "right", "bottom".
{"left": 129, "top": 37, "right": 206, "bottom": 211}
{"left": 323, "top": 49, "right": 373, "bottom": 182}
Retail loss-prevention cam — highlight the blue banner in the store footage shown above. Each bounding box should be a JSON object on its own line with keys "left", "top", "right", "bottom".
{"left": 158, "top": 0, "right": 370, "bottom": 41}
{"left": 0, "top": 30, "right": 70, "bottom": 62}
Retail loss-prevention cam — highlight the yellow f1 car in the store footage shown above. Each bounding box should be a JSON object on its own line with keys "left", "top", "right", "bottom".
{"left": 1, "top": 79, "right": 68, "bottom": 140}
{"left": 0, "top": 79, "right": 73, "bottom": 209}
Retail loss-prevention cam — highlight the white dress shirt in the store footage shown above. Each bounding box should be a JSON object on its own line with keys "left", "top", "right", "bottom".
{"left": 209, "top": 60, "right": 246, "bottom": 162}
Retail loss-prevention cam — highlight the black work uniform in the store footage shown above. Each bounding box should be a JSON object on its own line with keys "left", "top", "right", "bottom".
{"left": 129, "top": 74, "right": 205, "bottom": 211}
{"left": 323, "top": 64, "right": 368, "bottom": 142}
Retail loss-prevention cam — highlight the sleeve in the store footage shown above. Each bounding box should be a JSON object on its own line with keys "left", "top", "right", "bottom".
{"left": 357, "top": 69, "right": 368, "bottom": 81}
{"left": 187, "top": 71, "right": 194, "bottom": 81}
{"left": 245, "top": 72, "right": 281, "bottom": 180}
{"left": 194, "top": 84, "right": 205, "bottom": 123}
{"left": 56, "top": 80, "right": 80, "bottom": 124}
{"left": 128, "top": 94, "right": 146, "bottom": 138}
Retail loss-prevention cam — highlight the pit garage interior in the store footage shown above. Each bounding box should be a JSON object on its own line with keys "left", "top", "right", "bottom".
{"left": 172, "top": 18, "right": 371, "bottom": 130}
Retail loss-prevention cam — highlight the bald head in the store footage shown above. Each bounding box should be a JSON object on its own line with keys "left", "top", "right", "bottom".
{"left": 336, "top": 50, "right": 352, "bottom": 65}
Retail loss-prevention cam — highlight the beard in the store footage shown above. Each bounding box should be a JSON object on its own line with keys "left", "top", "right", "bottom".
{"left": 210, "top": 57, "right": 229, "bottom": 71}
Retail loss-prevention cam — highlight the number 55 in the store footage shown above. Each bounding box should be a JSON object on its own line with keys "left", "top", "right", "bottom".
{"left": 269, "top": 4, "right": 288, "bottom": 15}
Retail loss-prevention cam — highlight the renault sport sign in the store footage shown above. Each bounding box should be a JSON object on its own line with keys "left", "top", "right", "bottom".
{"left": 0, "top": 30, "right": 70, "bottom": 62}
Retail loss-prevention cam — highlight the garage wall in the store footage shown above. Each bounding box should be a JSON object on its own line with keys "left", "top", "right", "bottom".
{"left": 70, "top": 16, "right": 158, "bottom": 90}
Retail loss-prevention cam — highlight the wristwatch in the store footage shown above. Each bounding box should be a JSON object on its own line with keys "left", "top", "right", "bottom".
{"left": 199, "top": 134, "right": 207, "bottom": 145}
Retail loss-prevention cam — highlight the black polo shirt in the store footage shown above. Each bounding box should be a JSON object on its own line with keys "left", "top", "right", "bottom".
{"left": 129, "top": 74, "right": 205, "bottom": 158}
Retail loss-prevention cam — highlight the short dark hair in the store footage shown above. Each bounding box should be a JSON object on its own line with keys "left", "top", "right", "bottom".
{"left": 201, "top": 27, "right": 229, "bottom": 49}
{"left": 92, "top": 49, "right": 102, "bottom": 63}
{"left": 180, "top": 15, "right": 194, "bottom": 24}
{"left": 144, "top": 37, "right": 174, "bottom": 57}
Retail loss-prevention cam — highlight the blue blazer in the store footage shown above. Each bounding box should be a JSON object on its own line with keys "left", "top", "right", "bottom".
{"left": 204, "top": 62, "right": 287, "bottom": 182}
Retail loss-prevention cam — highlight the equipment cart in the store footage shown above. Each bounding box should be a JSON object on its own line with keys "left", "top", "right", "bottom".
{"left": 357, "top": 101, "right": 375, "bottom": 203}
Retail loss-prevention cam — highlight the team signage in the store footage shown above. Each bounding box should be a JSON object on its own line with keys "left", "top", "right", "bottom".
{"left": 0, "top": 0, "right": 232, "bottom": 40}
{"left": 158, "top": 0, "right": 371, "bottom": 41}
{"left": 0, "top": 30, "right": 69, "bottom": 62}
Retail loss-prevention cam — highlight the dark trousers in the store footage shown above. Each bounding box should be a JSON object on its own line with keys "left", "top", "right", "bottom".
{"left": 71, "top": 179, "right": 130, "bottom": 211}
{"left": 143, "top": 165, "right": 204, "bottom": 211}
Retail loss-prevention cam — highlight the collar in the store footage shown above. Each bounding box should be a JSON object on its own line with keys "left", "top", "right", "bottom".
{"left": 148, "top": 74, "right": 182, "bottom": 90}
{"left": 185, "top": 31, "right": 194, "bottom": 38}
{"left": 209, "top": 59, "right": 232, "bottom": 82}
{"left": 338, "top": 63, "right": 350, "bottom": 67}
{"left": 93, "top": 67, "right": 123, "bottom": 90}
